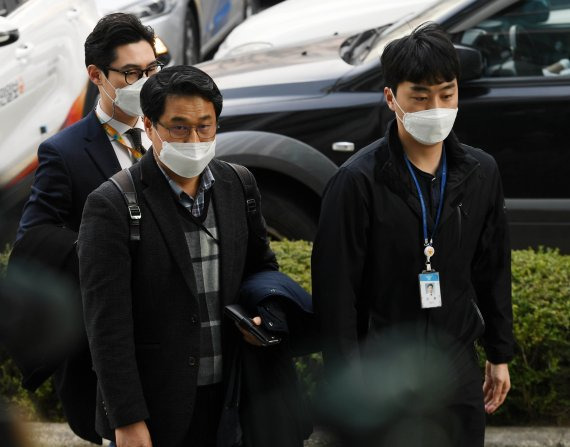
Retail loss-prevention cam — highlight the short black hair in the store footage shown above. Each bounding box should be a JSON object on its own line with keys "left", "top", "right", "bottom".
{"left": 85, "top": 13, "right": 155, "bottom": 76}
{"left": 381, "top": 22, "right": 460, "bottom": 94}
{"left": 140, "top": 65, "right": 223, "bottom": 122}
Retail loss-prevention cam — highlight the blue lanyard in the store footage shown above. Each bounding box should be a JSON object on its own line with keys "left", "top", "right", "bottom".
{"left": 404, "top": 149, "right": 447, "bottom": 247}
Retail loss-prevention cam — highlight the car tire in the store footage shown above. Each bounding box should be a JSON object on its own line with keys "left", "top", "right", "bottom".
{"left": 183, "top": 8, "right": 200, "bottom": 65}
{"left": 260, "top": 188, "right": 318, "bottom": 241}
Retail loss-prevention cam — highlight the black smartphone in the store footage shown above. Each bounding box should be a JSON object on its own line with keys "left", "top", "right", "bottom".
{"left": 224, "top": 304, "right": 281, "bottom": 346}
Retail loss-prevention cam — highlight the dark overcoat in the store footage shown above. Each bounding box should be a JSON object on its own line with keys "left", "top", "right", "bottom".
{"left": 78, "top": 151, "right": 278, "bottom": 446}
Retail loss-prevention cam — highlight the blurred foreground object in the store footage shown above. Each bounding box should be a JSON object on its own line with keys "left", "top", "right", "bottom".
{"left": 0, "top": 225, "right": 81, "bottom": 390}
{"left": 315, "top": 327, "right": 473, "bottom": 447}
{"left": 0, "top": 397, "right": 35, "bottom": 447}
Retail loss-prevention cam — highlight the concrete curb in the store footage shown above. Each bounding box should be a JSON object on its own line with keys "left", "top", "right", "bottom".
{"left": 485, "top": 427, "right": 570, "bottom": 447}
{"left": 23, "top": 422, "right": 570, "bottom": 447}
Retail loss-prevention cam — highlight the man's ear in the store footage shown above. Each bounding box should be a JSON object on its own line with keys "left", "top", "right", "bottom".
{"left": 384, "top": 86, "right": 395, "bottom": 112}
{"left": 87, "top": 65, "right": 103, "bottom": 86}
{"left": 143, "top": 116, "right": 153, "bottom": 139}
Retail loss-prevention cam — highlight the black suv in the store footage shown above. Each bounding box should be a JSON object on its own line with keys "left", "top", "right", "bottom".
{"left": 199, "top": 0, "right": 570, "bottom": 252}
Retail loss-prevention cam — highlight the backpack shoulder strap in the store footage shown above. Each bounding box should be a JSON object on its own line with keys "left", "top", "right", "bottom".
{"left": 110, "top": 168, "right": 141, "bottom": 242}
{"left": 225, "top": 162, "right": 271, "bottom": 247}
{"left": 227, "top": 162, "right": 257, "bottom": 217}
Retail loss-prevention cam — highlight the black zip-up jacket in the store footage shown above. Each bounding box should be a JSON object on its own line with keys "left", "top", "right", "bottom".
{"left": 312, "top": 121, "right": 514, "bottom": 373}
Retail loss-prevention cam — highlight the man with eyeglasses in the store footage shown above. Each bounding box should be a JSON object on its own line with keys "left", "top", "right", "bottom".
{"left": 11, "top": 13, "right": 161, "bottom": 444}
{"left": 78, "top": 65, "right": 279, "bottom": 446}
{"left": 17, "top": 13, "right": 160, "bottom": 240}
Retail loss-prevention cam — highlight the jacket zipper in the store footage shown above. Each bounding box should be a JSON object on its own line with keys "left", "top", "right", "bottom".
{"left": 471, "top": 298, "right": 485, "bottom": 328}
{"left": 456, "top": 202, "right": 469, "bottom": 247}
{"left": 457, "top": 203, "right": 462, "bottom": 247}
{"left": 447, "top": 161, "right": 479, "bottom": 247}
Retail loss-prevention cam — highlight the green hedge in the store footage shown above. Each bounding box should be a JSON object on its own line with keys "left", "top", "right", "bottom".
{"left": 503, "top": 249, "right": 570, "bottom": 425}
{"left": 1, "top": 243, "right": 569, "bottom": 425}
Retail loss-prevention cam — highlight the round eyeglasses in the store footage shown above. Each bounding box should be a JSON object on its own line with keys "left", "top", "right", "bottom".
{"left": 106, "top": 62, "right": 164, "bottom": 85}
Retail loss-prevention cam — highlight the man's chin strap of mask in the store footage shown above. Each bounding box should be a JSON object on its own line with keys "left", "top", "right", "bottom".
{"left": 99, "top": 75, "right": 119, "bottom": 124}
{"left": 392, "top": 93, "right": 406, "bottom": 125}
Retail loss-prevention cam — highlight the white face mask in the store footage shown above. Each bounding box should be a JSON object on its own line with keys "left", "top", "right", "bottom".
{"left": 101, "top": 75, "right": 147, "bottom": 117}
{"left": 156, "top": 131, "right": 216, "bottom": 178}
{"left": 391, "top": 89, "right": 458, "bottom": 146}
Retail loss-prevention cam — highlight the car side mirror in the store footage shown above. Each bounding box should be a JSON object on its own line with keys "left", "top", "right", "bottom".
{"left": 0, "top": 18, "right": 19, "bottom": 48}
{"left": 455, "top": 44, "right": 483, "bottom": 81}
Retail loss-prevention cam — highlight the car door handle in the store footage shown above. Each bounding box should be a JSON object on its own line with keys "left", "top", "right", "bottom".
{"left": 67, "top": 7, "right": 80, "bottom": 20}
{"left": 0, "top": 28, "right": 19, "bottom": 47}
{"left": 332, "top": 141, "right": 355, "bottom": 152}
{"left": 15, "top": 43, "right": 33, "bottom": 60}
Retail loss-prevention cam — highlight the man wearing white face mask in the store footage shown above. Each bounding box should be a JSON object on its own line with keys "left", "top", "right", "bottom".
{"left": 17, "top": 13, "right": 159, "bottom": 240}
{"left": 11, "top": 13, "right": 160, "bottom": 445}
{"left": 78, "top": 65, "right": 279, "bottom": 447}
{"left": 312, "top": 23, "right": 513, "bottom": 447}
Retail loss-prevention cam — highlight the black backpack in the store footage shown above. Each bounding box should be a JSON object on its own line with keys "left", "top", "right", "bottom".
{"left": 110, "top": 162, "right": 259, "bottom": 243}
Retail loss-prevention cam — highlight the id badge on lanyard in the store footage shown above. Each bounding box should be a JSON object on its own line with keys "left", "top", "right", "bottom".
{"left": 404, "top": 150, "right": 447, "bottom": 309}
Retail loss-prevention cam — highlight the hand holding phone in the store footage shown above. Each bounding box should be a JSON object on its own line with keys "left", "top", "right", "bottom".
{"left": 224, "top": 304, "right": 281, "bottom": 346}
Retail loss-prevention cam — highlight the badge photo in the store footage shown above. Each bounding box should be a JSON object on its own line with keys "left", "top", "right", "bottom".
{"left": 419, "top": 272, "right": 442, "bottom": 308}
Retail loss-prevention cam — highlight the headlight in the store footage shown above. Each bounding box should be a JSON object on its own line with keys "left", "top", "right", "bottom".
{"left": 123, "top": 0, "right": 176, "bottom": 19}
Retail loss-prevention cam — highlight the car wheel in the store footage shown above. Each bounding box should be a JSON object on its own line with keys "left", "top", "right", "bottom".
{"left": 260, "top": 188, "right": 318, "bottom": 241}
{"left": 183, "top": 9, "right": 199, "bottom": 65}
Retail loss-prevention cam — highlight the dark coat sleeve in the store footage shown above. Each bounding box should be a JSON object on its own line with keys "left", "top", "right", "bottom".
{"left": 78, "top": 183, "right": 150, "bottom": 429}
{"left": 243, "top": 171, "right": 278, "bottom": 276}
{"left": 17, "top": 140, "right": 73, "bottom": 239}
{"left": 311, "top": 167, "right": 370, "bottom": 373}
{"left": 471, "top": 159, "right": 514, "bottom": 364}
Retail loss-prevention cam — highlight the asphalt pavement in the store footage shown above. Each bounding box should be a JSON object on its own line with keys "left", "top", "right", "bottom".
{"left": 23, "top": 423, "right": 570, "bottom": 447}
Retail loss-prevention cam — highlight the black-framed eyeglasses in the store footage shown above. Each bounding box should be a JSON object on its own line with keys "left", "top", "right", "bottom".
{"left": 106, "top": 61, "right": 164, "bottom": 85}
{"left": 156, "top": 121, "right": 219, "bottom": 139}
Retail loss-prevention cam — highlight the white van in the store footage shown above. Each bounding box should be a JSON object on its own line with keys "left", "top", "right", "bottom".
{"left": 0, "top": 0, "right": 99, "bottom": 189}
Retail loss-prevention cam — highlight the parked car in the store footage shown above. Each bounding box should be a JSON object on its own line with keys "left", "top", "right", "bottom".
{"left": 198, "top": 0, "right": 570, "bottom": 252}
{"left": 214, "top": 0, "right": 435, "bottom": 59}
{"left": 0, "top": 0, "right": 176, "bottom": 244}
{"left": 96, "top": 0, "right": 258, "bottom": 65}
{"left": 0, "top": 0, "right": 99, "bottom": 238}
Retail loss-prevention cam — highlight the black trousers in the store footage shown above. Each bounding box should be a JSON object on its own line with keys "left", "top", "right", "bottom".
{"left": 184, "top": 383, "right": 224, "bottom": 447}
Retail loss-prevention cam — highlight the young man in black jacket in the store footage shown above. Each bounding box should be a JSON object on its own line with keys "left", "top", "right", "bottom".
{"left": 312, "top": 23, "right": 514, "bottom": 447}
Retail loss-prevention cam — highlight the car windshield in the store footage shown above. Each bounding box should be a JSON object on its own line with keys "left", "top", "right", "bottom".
{"left": 361, "top": 0, "right": 508, "bottom": 63}
{"left": 340, "top": 24, "right": 391, "bottom": 65}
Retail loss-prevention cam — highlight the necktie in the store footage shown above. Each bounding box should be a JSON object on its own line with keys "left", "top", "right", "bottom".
{"left": 125, "top": 128, "right": 146, "bottom": 158}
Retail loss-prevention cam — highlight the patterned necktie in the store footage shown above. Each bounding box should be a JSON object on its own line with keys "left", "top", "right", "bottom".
{"left": 125, "top": 128, "right": 146, "bottom": 158}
